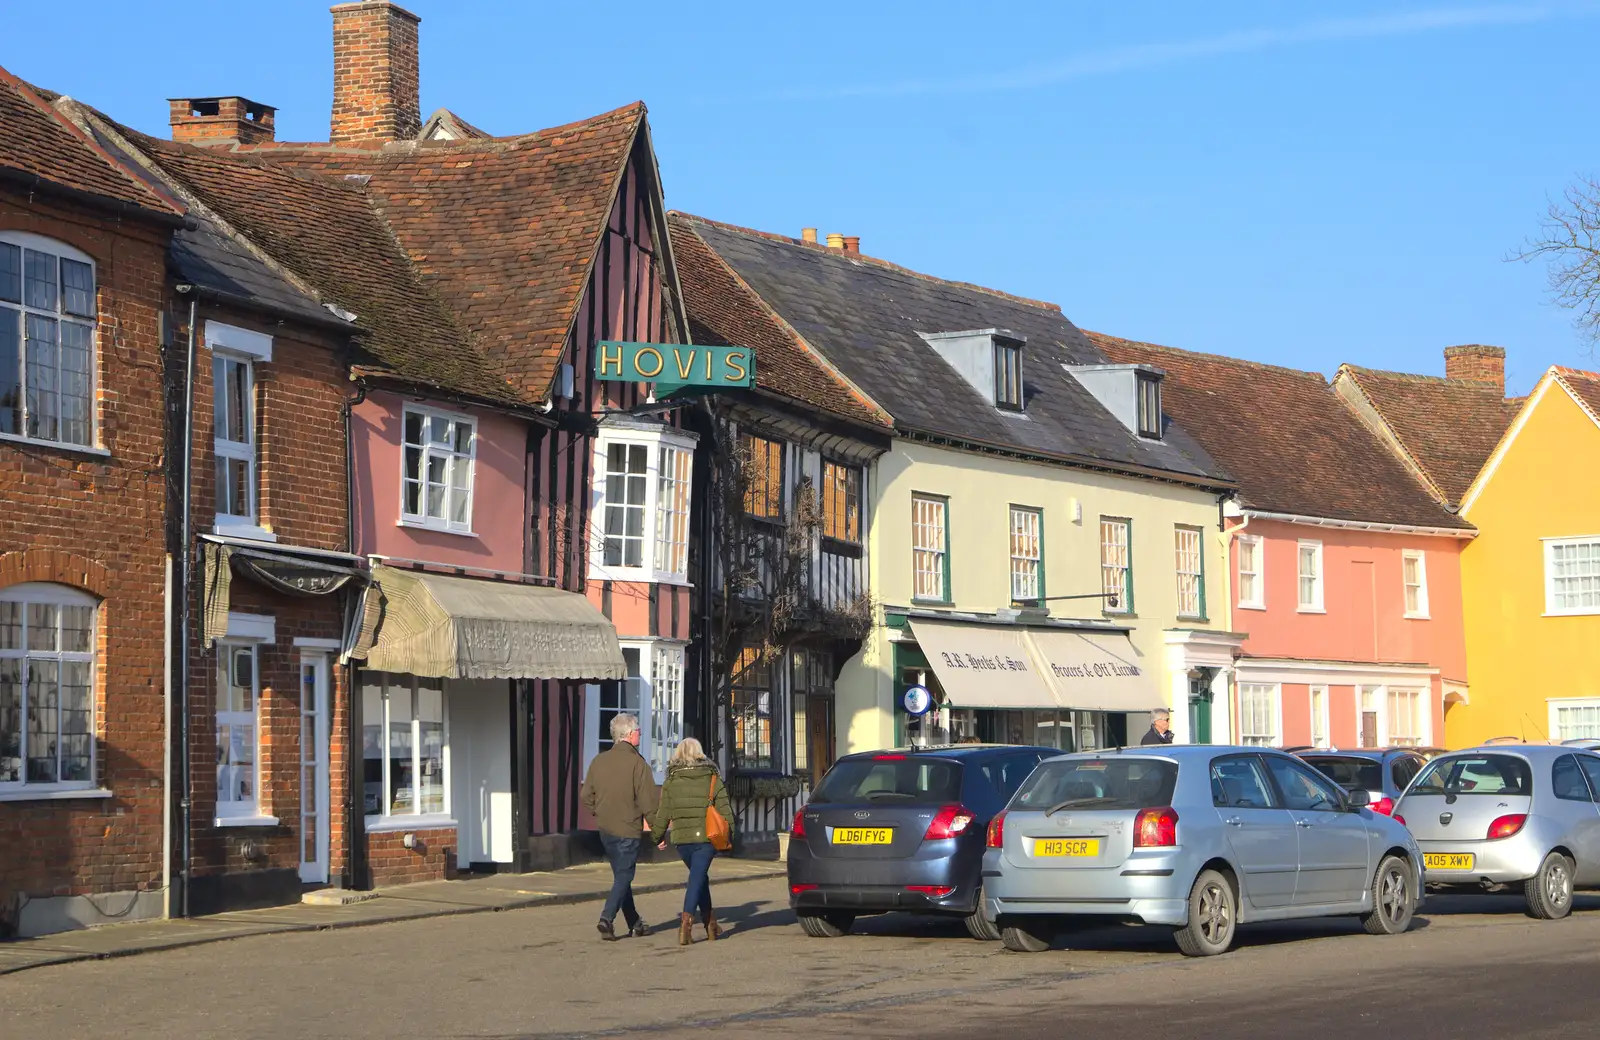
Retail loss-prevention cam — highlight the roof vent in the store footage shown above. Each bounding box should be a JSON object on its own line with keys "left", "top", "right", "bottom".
{"left": 1066, "top": 364, "right": 1165, "bottom": 440}
{"left": 168, "top": 96, "right": 277, "bottom": 146}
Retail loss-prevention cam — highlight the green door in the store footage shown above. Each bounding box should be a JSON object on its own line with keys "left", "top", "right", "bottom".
{"left": 1188, "top": 671, "right": 1214, "bottom": 744}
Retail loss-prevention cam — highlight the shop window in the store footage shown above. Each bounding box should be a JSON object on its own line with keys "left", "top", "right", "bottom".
{"left": 821, "top": 460, "right": 861, "bottom": 544}
{"left": 0, "top": 232, "right": 95, "bottom": 447}
{"left": 597, "top": 648, "right": 644, "bottom": 756}
{"left": 1099, "top": 517, "right": 1132, "bottom": 613}
{"left": 732, "top": 647, "right": 773, "bottom": 770}
{"left": 0, "top": 583, "right": 96, "bottom": 793}
{"left": 912, "top": 494, "right": 950, "bottom": 603}
{"left": 402, "top": 406, "right": 476, "bottom": 534}
{"left": 1009, "top": 507, "right": 1043, "bottom": 604}
{"left": 362, "top": 673, "right": 447, "bottom": 820}
{"left": 648, "top": 645, "right": 686, "bottom": 779}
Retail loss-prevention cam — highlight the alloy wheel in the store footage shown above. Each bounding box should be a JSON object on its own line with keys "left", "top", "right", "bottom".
{"left": 1547, "top": 860, "right": 1572, "bottom": 909}
{"left": 1379, "top": 865, "right": 1409, "bottom": 925}
{"left": 1198, "top": 881, "right": 1231, "bottom": 945}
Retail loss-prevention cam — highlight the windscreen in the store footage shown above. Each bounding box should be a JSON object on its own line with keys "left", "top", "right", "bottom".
{"left": 1302, "top": 756, "right": 1383, "bottom": 792}
{"left": 1012, "top": 757, "right": 1178, "bottom": 812}
{"left": 1411, "top": 755, "right": 1533, "bottom": 796}
{"left": 810, "top": 757, "right": 964, "bottom": 804}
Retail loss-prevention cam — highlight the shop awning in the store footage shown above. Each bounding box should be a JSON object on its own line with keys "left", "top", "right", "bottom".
{"left": 359, "top": 565, "right": 626, "bottom": 681}
{"left": 907, "top": 618, "right": 1061, "bottom": 710}
{"left": 1026, "top": 628, "right": 1156, "bottom": 713}
{"left": 201, "top": 542, "right": 364, "bottom": 648}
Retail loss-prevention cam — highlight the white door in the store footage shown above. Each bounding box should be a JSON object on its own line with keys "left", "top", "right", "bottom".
{"left": 299, "top": 654, "right": 332, "bottom": 884}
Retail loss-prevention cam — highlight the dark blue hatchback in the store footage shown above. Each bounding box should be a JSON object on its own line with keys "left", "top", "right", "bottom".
{"left": 787, "top": 744, "right": 1056, "bottom": 939}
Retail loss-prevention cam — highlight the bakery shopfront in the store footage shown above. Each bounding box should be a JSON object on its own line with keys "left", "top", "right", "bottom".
{"left": 889, "top": 612, "right": 1158, "bottom": 751}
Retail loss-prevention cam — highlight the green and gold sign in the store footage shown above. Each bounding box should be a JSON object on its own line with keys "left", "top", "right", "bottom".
{"left": 594, "top": 341, "right": 754, "bottom": 391}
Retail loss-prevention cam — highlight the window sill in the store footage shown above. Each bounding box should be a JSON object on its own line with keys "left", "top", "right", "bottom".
{"left": 397, "top": 518, "right": 478, "bottom": 538}
{"left": 587, "top": 562, "right": 693, "bottom": 587}
{"left": 1404, "top": 612, "right": 1431, "bottom": 620}
{"left": 1297, "top": 607, "right": 1327, "bottom": 614}
{"left": 1177, "top": 615, "right": 1210, "bottom": 624}
{"left": 1236, "top": 602, "right": 1266, "bottom": 612}
{"left": 214, "top": 521, "right": 277, "bottom": 544}
{"left": 912, "top": 598, "right": 953, "bottom": 608}
{"left": 215, "top": 814, "right": 281, "bottom": 828}
{"left": 0, "top": 786, "right": 113, "bottom": 803}
{"left": 364, "top": 814, "right": 457, "bottom": 833}
{"left": 0, "top": 432, "right": 109, "bottom": 457}
{"left": 1102, "top": 612, "right": 1138, "bottom": 620}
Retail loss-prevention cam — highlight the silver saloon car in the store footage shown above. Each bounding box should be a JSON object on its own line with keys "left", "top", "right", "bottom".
{"left": 1394, "top": 745, "right": 1600, "bottom": 919}
{"left": 982, "top": 745, "right": 1424, "bottom": 956}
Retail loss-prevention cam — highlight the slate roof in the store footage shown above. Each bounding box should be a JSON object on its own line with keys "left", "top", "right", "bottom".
{"left": 679, "top": 218, "right": 1229, "bottom": 486}
{"left": 1089, "top": 333, "right": 1469, "bottom": 530}
{"left": 1336, "top": 365, "right": 1520, "bottom": 507}
{"left": 668, "top": 214, "right": 890, "bottom": 431}
{"left": 240, "top": 103, "right": 648, "bottom": 400}
{"left": 0, "top": 66, "right": 180, "bottom": 218}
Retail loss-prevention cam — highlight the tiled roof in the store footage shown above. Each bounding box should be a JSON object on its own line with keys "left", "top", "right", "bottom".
{"left": 0, "top": 67, "right": 180, "bottom": 218}
{"left": 1336, "top": 365, "right": 1520, "bottom": 507}
{"left": 681, "top": 218, "right": 1229, "bottom": 486}
{"left": 1089, "top": 333, "right": 1469, "bottom": 530}
{"left": 668, "top": 214, "right": 890, "bottom": 430}
{"left": 1555, "top": 367, "right": 1600, "bottom": 424}
{"left": 243, "top": 104, "right": 648, "bottom": 400}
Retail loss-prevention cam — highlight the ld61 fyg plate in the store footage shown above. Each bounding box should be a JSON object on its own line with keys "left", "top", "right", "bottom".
{"left": 1036, "top": 838, "right": 1101, "bottom": 858}
{"left": 1424, "top": 852, "right": 1474, "bottom": 870}
{"left": 831, "top": 827, "right": 892, "bottom": 845}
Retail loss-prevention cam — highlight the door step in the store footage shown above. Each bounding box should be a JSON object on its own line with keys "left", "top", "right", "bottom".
{"left": 301, "top": 887, "right": 378, "bottom": 907}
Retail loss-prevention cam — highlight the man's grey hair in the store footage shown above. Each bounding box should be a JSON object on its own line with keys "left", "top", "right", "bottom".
{"left": 610, "top": 713, "right": 640, "bottom": 742}
{"left": 1151, "top": 709, "right": 1171, "bottom": 721}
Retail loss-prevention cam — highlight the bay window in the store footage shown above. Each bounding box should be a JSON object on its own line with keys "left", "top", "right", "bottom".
{"left": 402, "top": 405, "right": 476, "bottom": 534}
{"left": 0, "top": 232, "right": 95, "bottom": 448}
{"left": 362, "top": 673, "right": 448, "bottom": 821}
{"left": 589, "top": 421, "right": 698, "bottom": 583}
{"left": 0, "top": 584, "right": 97, "bottom": 793}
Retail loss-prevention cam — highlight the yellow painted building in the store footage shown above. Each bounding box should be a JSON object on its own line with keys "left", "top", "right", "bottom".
{"left": 1452, "top": 367, "right": 1600, "bottom": 746}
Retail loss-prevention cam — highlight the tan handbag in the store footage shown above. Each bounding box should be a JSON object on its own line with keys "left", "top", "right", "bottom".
{"left": 705, "top": 775, "right": 733, "bottom": 852}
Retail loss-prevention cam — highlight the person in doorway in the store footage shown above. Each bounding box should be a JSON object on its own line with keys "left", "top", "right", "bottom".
{"left": 1140, "top": 708, "right": 1175, "bottom": 745}
{"left": 648, "top": 737, "right": 734, "bottom": 946}
{"left": 579, "top": 713, "right": 659, "bottom": 941}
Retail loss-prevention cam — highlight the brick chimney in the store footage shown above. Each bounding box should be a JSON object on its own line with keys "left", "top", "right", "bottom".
{"left": 1444, "top": 344, "right": 1506, "bottom": 393}
{"left": 329, "top": 2, "right": 422, "bottom": 144}
{"left": 169, "top": 97, "right": 276, "bottom": 146}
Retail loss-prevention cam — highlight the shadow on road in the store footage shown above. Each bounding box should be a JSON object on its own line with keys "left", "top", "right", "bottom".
{"left": 716, "top": 899, "right": 795, "bottom": 936}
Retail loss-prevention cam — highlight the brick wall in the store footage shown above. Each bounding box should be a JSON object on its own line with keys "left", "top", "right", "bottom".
{"left": 330, "top": 1, "right": 422, "bottom": 143}
{"left": 366, "top": 826, "right": 457, "bottom": 887}
{"left": 0, "top": 189, "right": 172, "bottom": 934}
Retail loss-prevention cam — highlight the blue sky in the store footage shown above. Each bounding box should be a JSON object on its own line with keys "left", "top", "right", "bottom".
{"left": 9, "top": 1, "right": 1599, "bottom": 393}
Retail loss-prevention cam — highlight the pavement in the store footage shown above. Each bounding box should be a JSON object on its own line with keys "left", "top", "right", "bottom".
{"left": 0, "top": 855, "right": 785, "bottom": 977}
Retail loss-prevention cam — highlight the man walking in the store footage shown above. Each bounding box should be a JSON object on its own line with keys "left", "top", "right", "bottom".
{"left": 580, "top": 714, "right": 659, "bottom": 940}
{"left": 1139, "top": 708, "right": 1175, "bottom": 746}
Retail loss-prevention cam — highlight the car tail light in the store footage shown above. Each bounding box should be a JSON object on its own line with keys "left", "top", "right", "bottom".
{"left": 986, "top": 810, "right": 1007, "bottom": 848}
{"left": 1488, "top": 813, "right": 1527, "bottom": 840}
{"left": 790, "top": 883, "right": 818, "bottom": 894}
{"left": 925, "top": 805, "right": 976, "bottom": 840}
{"left": 1371, "top": 797, "right": 1394, "bottom": 817}
{"left": 1393, "top": 813, "right": 1406, "bottom": 826}
{"left": 791, "top": 808, "right": 807, "bottom": 840}
{"left": 906, "top": 885, "right": 955, "bottom": 897}
{"left": 1133, "top": 807, "right": 1179, "bottom": 848}
{"left": 874, "top": 754, "right": 908, "bottom": 761}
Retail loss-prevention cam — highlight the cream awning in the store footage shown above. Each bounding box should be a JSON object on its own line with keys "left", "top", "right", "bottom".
{"left": 1026, "top": 628, "right": 1156, "bottom": 713}
{"left": 907, "top": 618, "right": 1061, "bottom": 710}
{"left": 360, "top": 565, "right": 626, "bottom": 681}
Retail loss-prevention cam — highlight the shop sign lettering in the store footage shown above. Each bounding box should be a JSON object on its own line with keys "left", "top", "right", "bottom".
{"left": 1048, "top": 660, "right": 1141, "bottom": 679}
{"left": 594, "top": 341, "right": 754, "bottom": 387}
{"left": 939, "top": 651, "right": 1033, "bottom": 673}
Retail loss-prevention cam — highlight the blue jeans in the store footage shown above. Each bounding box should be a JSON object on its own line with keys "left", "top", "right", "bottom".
{"left": 599, "top": 833, "right": 641, "bottom": 926}
{"left": 678, "top": 841, "right": 716, "bottom": 916}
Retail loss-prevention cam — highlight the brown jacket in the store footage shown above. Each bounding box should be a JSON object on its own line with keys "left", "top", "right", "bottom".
{"left": 580, "top": 740, "right": 658, "bottom": 839}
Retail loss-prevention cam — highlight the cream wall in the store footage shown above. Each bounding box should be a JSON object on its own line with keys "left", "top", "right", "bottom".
{"left": 838, "top": 439, "right": 1229, "bottom": 753}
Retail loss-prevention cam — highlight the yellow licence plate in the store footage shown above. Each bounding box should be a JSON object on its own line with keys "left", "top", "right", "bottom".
{"left": 1424, "top": 853, "right": 1475, "bottom": 871}
{"left": 832, "top": 827, "right": 892, "bottom": 845}
{"left": 1036, "top": 838, "right": 1101, "bottom": 858}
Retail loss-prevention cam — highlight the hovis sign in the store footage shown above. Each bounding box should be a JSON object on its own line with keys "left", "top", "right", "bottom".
{"left": 594, "top": 341, "right": 754, "bottom": 389}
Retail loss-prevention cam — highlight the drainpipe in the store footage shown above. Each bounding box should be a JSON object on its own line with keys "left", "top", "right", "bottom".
{"left": 1214, "top": 495, "right": 1248, "bottom": 745}
{"left": 342, "top": 379, "right": 368, "bottom": 890}
{"left": 175, "top": 289, "right": 198, "bottom": 919}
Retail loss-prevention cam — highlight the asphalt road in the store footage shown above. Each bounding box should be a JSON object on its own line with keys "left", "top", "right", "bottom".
{"left": 3, "top": 876, "right": 1599, "bottom": 1039}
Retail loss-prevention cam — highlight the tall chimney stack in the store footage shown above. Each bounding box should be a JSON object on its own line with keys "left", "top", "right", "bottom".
{"left": 329, "top": 1, "right": 422, "bottom": 143}
{"left": 1443, "top": 344, "right": 1506, "bottom": 394}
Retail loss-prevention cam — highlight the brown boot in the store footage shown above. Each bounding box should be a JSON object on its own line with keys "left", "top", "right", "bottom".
{"left": 702, "top": 909, "right": 721, "bottom": 941}
{"left": 678, "top": 911, "right": 694, "bottom": 946}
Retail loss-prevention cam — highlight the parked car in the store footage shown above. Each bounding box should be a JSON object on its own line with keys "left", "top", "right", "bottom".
{"left": 1394, "top": 745, "right": 1600, "bottom": 919}
{"left": 1295, "top": 748, "right": 1430, "bottom": 816}
{"left": 982, "top": 745, "right": 1423, "bottom": 956}
{"left": 787, "top": 744, "right": 1058, "bottom": 939}
{"left": 1561, "top": 739, "right": 1600, "bottom": 750}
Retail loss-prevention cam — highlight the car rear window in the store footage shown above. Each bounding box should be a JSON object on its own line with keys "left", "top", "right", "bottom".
{"left": 1411, "top": 755, "right": 1533, "bottom": 796}
{"left": 810, "top": 757, "right": 964, "bottom": 804}
{"left": 1011, "top": 757, "right": 1178, "bottom": 812}
{"left": 1302, "top": 756, "right": 1383, "bottom": 792}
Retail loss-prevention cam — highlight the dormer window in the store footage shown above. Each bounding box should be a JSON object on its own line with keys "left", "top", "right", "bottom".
{"left": 1136, "top": 372, "right": 1162, "bottom": 438}
{"left": 995, "top": 338, "right": 1023, "bottom": 410}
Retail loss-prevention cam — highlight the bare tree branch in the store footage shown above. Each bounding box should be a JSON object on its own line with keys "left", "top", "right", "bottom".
{"left": 1511, "top": 176, "right": 1600, "bottom": 345}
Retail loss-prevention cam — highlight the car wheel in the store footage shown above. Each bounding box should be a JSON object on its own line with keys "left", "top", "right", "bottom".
{"left": 1525, "top": 851, "right": 1575, "bottom": 920}
{"left": 999, "top": 916, "right": 1054, "bottom": 953}
{"left": 1173, "top": 869, "right": 1236, "bottom": 957}
{"left": 1361, "top": 855, "right": 1416, "bottom": 935}
{"left": 797, "top": 910, "right": 855, "bottom": 937}
{"left": 964, "top": 885, "right": 1002, "bottom": 941}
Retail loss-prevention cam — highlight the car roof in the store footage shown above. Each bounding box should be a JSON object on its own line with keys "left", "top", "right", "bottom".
{"left": 1435, "top": 744, "right": 1591, "bottom": 761}
{"left": 1039, "top": 744, "right": 1299, "bottom": 763}
{"left": 1297, "top": 748, "right": 1426, "bottom": 761}
{"left": 840, "top": 744, "right": 1057, "bottom": 761}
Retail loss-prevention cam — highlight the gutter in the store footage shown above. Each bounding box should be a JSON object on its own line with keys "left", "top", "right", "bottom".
{"left": 897, "top": 426, "right": 1236, "bottom": 495}
{"left": 0, "top": 166, "right": 186, "bottom": 228}
{"left": 1240, "top": 508, "right": 1476, "bottom": 539}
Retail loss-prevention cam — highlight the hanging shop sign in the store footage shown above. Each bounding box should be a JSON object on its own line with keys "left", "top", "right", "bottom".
{"left": 903, "top": 685, "right": 934, "bottom": 717}
{"left": 594, "top": 341, "right": 755, "bottom": 390}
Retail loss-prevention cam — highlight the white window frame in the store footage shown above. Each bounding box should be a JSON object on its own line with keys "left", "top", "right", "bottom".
{"left": 1008, "top": 506, "right": 1043, "bottom": 603}
{"left": 1402, "top": 549, "right": 1429, "bottom": 619}
{"left": 1309, "top": 685, "right": 1329, "bottom": 749}
{"left": 1238, "top": 682, "right": 1280, "bottom": 747}
{"left": 0, "top": 583, "right": 99, "bottom": 797}
{"left": 400, "top": 403, "right": 477, "bottom": 536}
{"left": 207, "top": 322, "right": 274, "bottom": 542}
{"left": 215, "top": 637, "right": 269, "bottom": 824}
{"left": 1549, "top": 697, "right": 1600, "bottom": 741}
{"left": 362, "top": 672, "right": 452, "bottom": 831}
{"left": 581, "top": 640, "right": 687, "bottom": 784}
{"left": 1544, "top": 536, "right": 1600, "bottom": 617}
{"left": 1100, "top": 517, "right": 1133, "bottom": 614}
{"left": 0, "top": 231, "right": 98, "bottom": 451}
{"left": 1297, "top": 539, "right": 1325, "bottom": 613}
{"left": 1236, "top": 534, "right": 1264, "bottom": 610}
{"left": 912, "top": 494, "right": 949, "bottom": 603}
{"left": 588, "top": 425, "right": 698, "bottom": 586}
{"left": 1385, "top": 687, "right": 1429, "bottom": 747}
{"left": 1174, "top": 524, "right": 1205, "bottom": 620}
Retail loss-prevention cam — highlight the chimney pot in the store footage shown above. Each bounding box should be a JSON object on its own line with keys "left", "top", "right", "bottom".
{"left": 800, "top": 228, "right": 818, "bottom": 244}
{"left": 330, "top": 1, "right": 422, "bottom": 143}
{"left": 1443, "top": 344, "right": 1506, "bottom": 394}
{"left": 842, "top": 236, "right": 860, "bottom": 254}
{"left": 168, "top": 96, "right": 277, "bottom": 147}
{"left": 825, "top": 233, "right": 845, "bottom": 250}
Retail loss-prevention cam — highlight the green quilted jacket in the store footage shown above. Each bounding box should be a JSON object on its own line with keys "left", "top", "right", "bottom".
{"left": 647, "top": 762, "right": 734, "bottom": 846}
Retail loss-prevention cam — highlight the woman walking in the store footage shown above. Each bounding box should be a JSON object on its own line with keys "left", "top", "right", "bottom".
{"left": 648, "top": 738, "right": 734, "bottom": 945}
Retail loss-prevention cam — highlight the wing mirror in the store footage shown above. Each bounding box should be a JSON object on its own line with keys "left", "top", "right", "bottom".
{"left": 1344, "top": 788, "right": 1371, "bottom": 810}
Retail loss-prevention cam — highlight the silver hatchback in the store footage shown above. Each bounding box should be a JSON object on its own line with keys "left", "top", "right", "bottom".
{"left": 982, "top": 746, "right": 1423, "bottom": 956}
{"left": 1394, "top": 745, "right": 1600, "bottom": 918}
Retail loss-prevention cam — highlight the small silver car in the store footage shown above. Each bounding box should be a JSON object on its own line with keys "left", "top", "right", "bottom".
{"left": 983, "top": 745, "right": 1422, "bottom": 956}
{"left": 1394, "top": 745, "right": 1600, "bottom": 919}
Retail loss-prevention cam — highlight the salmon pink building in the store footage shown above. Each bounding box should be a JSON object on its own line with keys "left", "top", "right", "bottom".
{"left": 1093, "top": 335, "right": 1472, "bottom": 749}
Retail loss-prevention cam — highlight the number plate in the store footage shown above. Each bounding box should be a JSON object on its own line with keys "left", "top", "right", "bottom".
{"left": 831, "top": 827, "right": 892, "bottom": 845}
{"left": 1424, "top": 852, "right": 1475, "bottom": 871}
{"left": 1035, "top": 838, "right": 1101, "bottom": 858}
